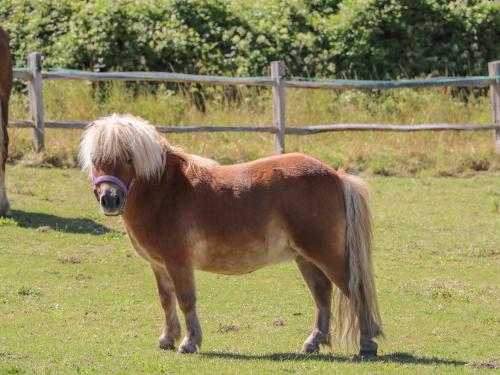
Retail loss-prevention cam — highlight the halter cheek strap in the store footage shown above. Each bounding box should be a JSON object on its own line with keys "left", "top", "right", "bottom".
{"left": 92, "top": 175, "right": 135, "bottom": 195}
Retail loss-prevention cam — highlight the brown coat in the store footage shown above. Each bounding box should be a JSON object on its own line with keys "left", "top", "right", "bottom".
{"left": 0, "top": 26, "right": 12, "bottom": 169}
{"left": 0, "top": 26, "right": 12, "bottom": 215}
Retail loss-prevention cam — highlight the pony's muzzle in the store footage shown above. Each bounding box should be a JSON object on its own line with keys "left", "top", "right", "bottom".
{"left": 98, "top": 186, "right": 126, "bottom": 216}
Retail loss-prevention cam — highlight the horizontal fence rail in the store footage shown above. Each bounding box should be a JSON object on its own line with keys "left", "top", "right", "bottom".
{"left": 10, "top": 120, "right": 278, "bottom": 133}
{"left": 13, "top": 68, "right": 500, "bottom": 89}
{"left": 13, "top": 70, "right": 33, "bottom": 81}
{"left": 41, "top": 70, "right": 276, "bottom": 86}
{"left": 285, "top": 77, "right": 499, "bottom": 90}
{"left": 284, "top": 123, "right": 500, "bottom": 134}
{"left": 10, "top": 120, "right": 498, "bottom": 134}
{"left": 9, "top": 53, "right": 500, "bottom": 154}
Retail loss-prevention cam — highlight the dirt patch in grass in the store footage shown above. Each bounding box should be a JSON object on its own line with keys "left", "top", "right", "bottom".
{"left": 467, "top": 360, "right": 500, "bottom": 369}
{"left": 58, "top": 256, "right": 82, "bottom": 264}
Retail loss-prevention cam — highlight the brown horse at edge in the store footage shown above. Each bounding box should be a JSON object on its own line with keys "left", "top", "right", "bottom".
{"left": 0, "top": 26, "right": 13, "bottom": 216}
{"left": 80, "top": 114, "right": 383, "bottom": 355}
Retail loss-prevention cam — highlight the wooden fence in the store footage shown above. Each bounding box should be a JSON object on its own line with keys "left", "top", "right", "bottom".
{"left": 11, "top": 52, "right": 500, "bottom": 154}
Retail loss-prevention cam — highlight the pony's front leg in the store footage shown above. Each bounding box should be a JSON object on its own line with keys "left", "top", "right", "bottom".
{"left": 0, "top": 165, "right": 10, "bottom": 216}
{"left": 151, "top": 264, "right": 181, "bottom": 350}
{"left": 164, "top": 261, "right": 202, "bottom": 354}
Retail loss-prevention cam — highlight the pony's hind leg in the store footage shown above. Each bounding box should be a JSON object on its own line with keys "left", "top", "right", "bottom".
{"left": 151, "top": 264, "right": 182, "bottom": 350}
{"left": 359, "top": 314, "right": 379, "bottom": 356}
{"left": 309, "top": 253, "right": 380, "bottom": 356}
{"left": 296, "top": 256, "right": 333, "bottom": 353}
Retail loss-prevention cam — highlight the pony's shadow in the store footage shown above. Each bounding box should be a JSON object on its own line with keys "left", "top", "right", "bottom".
{"left": 10, "top": 209, "right": 112, "bottom": 235}
{"left": 201, "top": 351, "right": 466, "bottom": 367}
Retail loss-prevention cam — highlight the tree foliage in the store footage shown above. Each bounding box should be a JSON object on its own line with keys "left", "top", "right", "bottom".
{"left": 1, "top": 0, "right": 499, "bottom": 79}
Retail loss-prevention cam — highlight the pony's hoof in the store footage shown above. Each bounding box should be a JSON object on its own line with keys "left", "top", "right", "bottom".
{"left": 301, "top": 341, "right": 320, "bottom": 354}
{"left": 0, "top": 205, "right": 11, "bottom": 217}
{"left": 158, "top": 339, "right": 176, "bottom": 351}
{"left": 158, "top": 330, "right": 180, "bottom": 351}
{"left": 178, "top": 338, "right": 198, "bottom": 354}
{"left": 0, "top": 196, "right": 10, "bottom": 217}
{"left": 359, "top": 349, "right": 377, "bottom": 357}
{"left": 159, "top": 343, "right": 176, "bottom": 351}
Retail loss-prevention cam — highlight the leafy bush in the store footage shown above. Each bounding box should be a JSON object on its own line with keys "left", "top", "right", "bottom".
{"left": 324, "top": 0, "right": 500, "bottom": 78}
{"left": 0, "top": 0, "right": 499, "bottom": 78}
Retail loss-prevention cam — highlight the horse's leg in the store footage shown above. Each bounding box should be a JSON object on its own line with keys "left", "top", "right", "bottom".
{"left": 295, "top": 256, "right": 332, "bottom": 353}
{"left": 151, "top": 264, "right": 181, "bottom": 350}
{"left": 0, "top": 167, "right": 9, "bottom": 216}
{"left": 164, "top": 261, "right": 202, "bottom": 353}
{"left": 303, "top": 251, "right": 378, "bottom": 356}
{"left": 359, "top": 315, "right": 378, "bottom": 356}
{"left": 0, "top": 102, "right": 10, "bottom": 216}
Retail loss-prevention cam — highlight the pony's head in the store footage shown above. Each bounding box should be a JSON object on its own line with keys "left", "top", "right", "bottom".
{"left": 79, "top": 114, "right": 165, "bottom": 215}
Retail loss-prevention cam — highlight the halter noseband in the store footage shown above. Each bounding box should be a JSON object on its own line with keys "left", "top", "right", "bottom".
{"left": 92, "top": 175, "right": 135, "bottom": 195}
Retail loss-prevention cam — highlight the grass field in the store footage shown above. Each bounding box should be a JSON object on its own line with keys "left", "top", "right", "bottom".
{"left": 0, "top": 165, "right": 498, "bottom": 374}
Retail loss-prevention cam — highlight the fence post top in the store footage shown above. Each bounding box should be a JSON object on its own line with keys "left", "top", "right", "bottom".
{"left": 270, "top": 61, "right": 285, "bottom": 77}
{"left": 27, "top": 52, "right": 44, "bottom": 71}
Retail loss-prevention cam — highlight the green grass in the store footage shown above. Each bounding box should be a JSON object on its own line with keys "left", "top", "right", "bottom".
{"left": 0, "top": 165, "right": 498, "bottom": 374}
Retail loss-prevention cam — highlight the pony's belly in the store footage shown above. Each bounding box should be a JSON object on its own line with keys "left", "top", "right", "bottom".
{"left": 191, "top": 229, "right": 297, "bottom": 275}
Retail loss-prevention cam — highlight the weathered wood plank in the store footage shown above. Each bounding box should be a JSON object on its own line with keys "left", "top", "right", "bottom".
{"left": 20, "top": 120, "right": 87, "bottom": 129}
{"left": 154, "top": 125, "right": 277, "bottom": 133}
{"left": 27, "top": 53, "right": 45, "bottom": 152}
{"left": 10, "top": 120, "right": 496, "bottom": 133}
{"left": 13, "top": 70, "right": 34, "bottom": 81}
{"left": 24, "top": 69, "right": 500, "bottom": 90}
{"left": 271, "top": 61, "right": 286, "bottom": 154}
{"left": 9, "top": 120, "right": 277, "bottom": 133}
{"left": 285, "top": 124, "right": 499, "bottom": 134}
{"left": 9, "top": 120, "right": 33, "bottom": 128}
{"left": 488, "top": 61, "right": 500, "bottom": 154}
{"left": 285, "top": 78, "right": 494, "bottom": 90}
{"left": 42, "top": 70, "right": 276, "bottom": 86}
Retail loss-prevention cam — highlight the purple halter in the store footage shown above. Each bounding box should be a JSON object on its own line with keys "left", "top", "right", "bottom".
{"left": 92, "top": 175, "right": 135, "bottom": 195}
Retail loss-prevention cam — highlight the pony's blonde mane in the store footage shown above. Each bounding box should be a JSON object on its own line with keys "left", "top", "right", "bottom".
{"left": 79, "top": 114, "right": 218, "bottom": 180}
{"left": 79, "top": 114, "right": 165, "bottom": 180}
{"left": 167, "top": 144, "right": 218, "bottom": 174}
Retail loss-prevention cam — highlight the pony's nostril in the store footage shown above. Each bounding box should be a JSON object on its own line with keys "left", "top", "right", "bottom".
{"left": 100, "top": 194, "right": 110, "bottom": 207}
{"left": 100, "top": 191, "right": 123, "bottom": 210}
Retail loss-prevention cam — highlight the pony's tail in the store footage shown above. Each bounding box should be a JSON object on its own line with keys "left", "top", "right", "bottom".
{"left": 336, "top": 171, "right": 383, "bottom": 346}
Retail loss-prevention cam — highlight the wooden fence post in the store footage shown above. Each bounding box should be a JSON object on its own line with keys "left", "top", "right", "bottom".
{"left": 488, "top": 61, "right": 500, "bottom": 154}
{"left": 271, "top": 61, "right": 286, "bottom": 154}
{"left": 27, "top": 52, "right": 45, "bottom": 152}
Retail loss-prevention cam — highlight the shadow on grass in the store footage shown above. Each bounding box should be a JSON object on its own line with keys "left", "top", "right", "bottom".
{"left": 201, "top": 351, "right": 466, "bottom": 367}
{"left": 10, "top": 209, "right": 112, "bottom": 235}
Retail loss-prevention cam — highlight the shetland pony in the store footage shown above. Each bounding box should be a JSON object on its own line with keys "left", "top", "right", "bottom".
{"left": 80, "top": 114, "right": 383, "bottom": 355}
{"left": 0, "top": 27, "right": 13, "bottom": 216}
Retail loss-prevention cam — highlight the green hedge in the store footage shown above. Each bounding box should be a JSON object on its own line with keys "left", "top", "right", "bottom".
{"left": 1, "top": 0, "right": 499, "bottom": 79}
